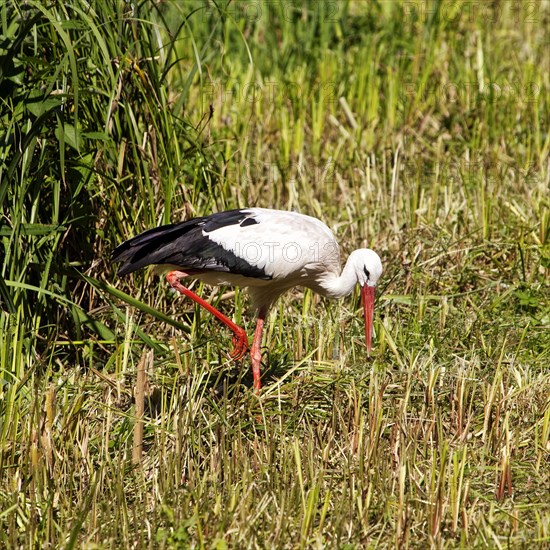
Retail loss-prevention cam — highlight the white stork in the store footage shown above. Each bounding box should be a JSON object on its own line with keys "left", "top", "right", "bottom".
{"left": 112, "top": 208, "right": 383, "bottom": 391}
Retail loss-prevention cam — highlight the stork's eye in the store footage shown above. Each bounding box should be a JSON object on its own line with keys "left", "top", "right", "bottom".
{"left": 363, "top": 266, "right": 370, "bottom": 279}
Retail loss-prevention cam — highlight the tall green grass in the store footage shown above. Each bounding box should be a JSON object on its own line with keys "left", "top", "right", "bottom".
{"left": 1, "top": 0, "right": 548, "bottom": 547}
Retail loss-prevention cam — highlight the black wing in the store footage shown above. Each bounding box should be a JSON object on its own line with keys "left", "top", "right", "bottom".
{"left": 111, "top": 209, "right": 270, "bottom": 279}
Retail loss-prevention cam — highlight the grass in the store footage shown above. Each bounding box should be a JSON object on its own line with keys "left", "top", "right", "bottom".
{"left": 0, "top": 0, "right": 549, "bottom": 547}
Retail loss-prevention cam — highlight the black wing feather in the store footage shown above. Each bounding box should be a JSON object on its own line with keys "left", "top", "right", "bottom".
{"left": 111, "top": 210, "right": 268, "bottom": 279}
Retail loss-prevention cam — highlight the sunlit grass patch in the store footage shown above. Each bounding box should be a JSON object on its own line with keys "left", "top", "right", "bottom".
{"left": 1, "top": 0, "right": 548, "bottom": 547}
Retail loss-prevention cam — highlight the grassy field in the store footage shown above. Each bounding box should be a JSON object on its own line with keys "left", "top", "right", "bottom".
{"left": 1, "top": 0, "right": 549, "bottom": 547}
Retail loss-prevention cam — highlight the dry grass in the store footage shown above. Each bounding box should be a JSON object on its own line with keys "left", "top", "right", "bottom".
{"left": 1, "top": 0, "right": 548, "bottom": 547}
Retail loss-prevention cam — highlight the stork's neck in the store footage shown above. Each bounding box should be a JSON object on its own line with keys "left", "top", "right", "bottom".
{"left": 317, "top": 254, "right": 360, "bottom": 299}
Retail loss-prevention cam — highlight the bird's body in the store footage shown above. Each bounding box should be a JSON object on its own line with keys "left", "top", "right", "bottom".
{"left": 112, "top": 208, "right": 383, "bottom": 390}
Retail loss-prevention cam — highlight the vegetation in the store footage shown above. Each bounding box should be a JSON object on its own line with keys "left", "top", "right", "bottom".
{"left": 0, "top": 0, "right": 548, "bottom": 547}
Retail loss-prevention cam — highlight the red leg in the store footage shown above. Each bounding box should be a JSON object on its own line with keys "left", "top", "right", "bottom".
{"left": 166, "top": 271, "right": 249, "bottom": 360}
{"left": 251, "top": 305, "right": 268, "bottom": 392}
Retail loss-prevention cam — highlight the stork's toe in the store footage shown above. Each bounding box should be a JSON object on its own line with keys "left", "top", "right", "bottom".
{"left": 230, "top": 330, "right": 249, "bottom": 360}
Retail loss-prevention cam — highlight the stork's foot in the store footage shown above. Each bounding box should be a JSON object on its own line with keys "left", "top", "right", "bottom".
{"left": 230, "top": 329, "right": 249, "bottom": 361}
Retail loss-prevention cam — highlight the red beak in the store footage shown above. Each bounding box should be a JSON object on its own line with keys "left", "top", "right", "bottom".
{"left": 361, "top": 284, "right": 375, "bottom": 355}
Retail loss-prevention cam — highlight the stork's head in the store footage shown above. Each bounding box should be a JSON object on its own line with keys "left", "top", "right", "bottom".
{"left": 350, "top": 249, "right": 383, "bottom": 355}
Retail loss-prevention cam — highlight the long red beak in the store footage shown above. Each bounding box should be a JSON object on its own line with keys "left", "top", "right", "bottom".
{"left": 361, "top": 284, "right": 375, "bottom": 355}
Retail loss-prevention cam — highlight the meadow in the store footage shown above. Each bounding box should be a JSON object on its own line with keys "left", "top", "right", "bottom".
{"left": 0, "top": 0, "right": 548, "bottom": 547}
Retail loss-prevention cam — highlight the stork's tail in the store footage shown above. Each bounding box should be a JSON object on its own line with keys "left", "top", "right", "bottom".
{"left": 111, "top": 222, "right": 196, "bottom": 276}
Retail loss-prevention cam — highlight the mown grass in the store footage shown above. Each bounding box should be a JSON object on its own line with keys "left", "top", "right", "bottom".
{"left": 0, "top": 0, "right": 548, "bottom": 547}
